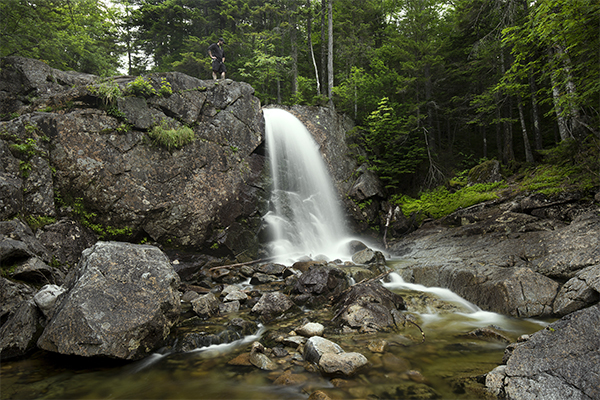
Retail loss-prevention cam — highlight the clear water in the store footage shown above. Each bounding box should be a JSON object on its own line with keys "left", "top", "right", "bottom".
{"left": 263, "top": 108, "right": 352, "bottom": 263}
{"left": 1, "top": 268, "right": 549, "bottom": 399}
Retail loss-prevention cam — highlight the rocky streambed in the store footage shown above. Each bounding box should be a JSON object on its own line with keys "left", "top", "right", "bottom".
{"left": 0, "top": 243, "right": 549, "bottom": 400}
{"left": 1, "top": 220, "right": 598, "bottom": 399}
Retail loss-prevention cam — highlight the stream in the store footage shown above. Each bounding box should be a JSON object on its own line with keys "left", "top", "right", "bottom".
{"left": 1, "top": 262, "right": 550, "bottom": 400}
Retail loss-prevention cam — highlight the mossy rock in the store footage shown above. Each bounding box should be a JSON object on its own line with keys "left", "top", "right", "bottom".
{"left": 468, "top": 160, "right": 502, "bottom": 185}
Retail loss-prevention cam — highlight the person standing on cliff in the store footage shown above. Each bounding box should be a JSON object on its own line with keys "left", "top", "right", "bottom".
{"left": 208, "top": 38, "right": 226, "bottom": 80}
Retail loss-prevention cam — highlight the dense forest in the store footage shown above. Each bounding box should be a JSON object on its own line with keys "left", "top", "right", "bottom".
{"left": 1, "top": 0, "right": 598, "bottom": 196}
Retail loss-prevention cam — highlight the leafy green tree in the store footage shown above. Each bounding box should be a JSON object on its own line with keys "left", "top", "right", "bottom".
{"left": 501, "top": 0, "right": 600, "bottom": 142}
{"left": 1, "top": 0, "right": 121, "bottom": 75}
{"left": 362, "top": 97, "right": 427, "bottom": 192}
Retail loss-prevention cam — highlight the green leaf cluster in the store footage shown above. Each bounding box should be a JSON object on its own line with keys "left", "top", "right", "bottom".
{"left": 126, "top": 76, "right": 156, "bottom": 98}
{"left": 148, "top": 121, "right": 195, "bottom": 151}
{"left": 88, "top": 80, "right": 123, "bottom": 106}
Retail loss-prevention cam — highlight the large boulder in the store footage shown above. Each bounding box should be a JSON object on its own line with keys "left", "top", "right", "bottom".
{"left": 488, "top": 304, "right": 600, "bottom": 399}
{"left": 0, "top": 57, "right": 267, "bottom": 257}
{"left": 37, "top": 241, "right": 180, "bottom": 360}
{"left": 332, "top": 280, "right": 406, "bottom": 332}
{"left": 292, "top": 265, "right": 350, "bottom": 306}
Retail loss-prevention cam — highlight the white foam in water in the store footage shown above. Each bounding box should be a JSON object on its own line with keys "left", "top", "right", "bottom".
{"left": 263, "top": 108, "right": 354, "bottom": 263}
{"left": 384, "top": 272, "right": 481, "bottom": 313}
{"left": 383, "top": 272, "right": 548, "bottom": 331}
{"left": 190, "top": 324, "right": 266, "bottom": 357}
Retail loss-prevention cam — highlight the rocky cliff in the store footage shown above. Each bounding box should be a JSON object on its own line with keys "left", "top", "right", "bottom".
{"left": 0, "top": 57, "right": 378, "bottom": 267}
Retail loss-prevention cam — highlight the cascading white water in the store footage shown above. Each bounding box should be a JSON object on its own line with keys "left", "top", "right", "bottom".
{"left": 263, "top": 108, "right": 350, "bottom": 263}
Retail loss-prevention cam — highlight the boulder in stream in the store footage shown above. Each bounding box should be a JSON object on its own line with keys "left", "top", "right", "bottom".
{"left": 487, "top": 303, "right": 600, "bottom": 399}
{"left": 37, "top": 241, "right": 181, "bottom": 360}
{"left": 292, "top": 265, "right": 349, "bottom": 306}
{"left": 332, "top": 280, "right": 406, "bottom": 333}
{"left": 304, "top": 336, "right": 368, "bottom": 377}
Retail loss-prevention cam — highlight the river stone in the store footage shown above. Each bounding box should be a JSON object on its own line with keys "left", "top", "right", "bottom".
{"left": 249, "top": 351, "right": 278, "bottom": 370}
{"left": 224, "top": 290, "right": 248, "bottom": 302}
{"left": 191, "top": 292, "right": 220, "bottom": 318}
{"left": 304, "top": 336, "right": 344, "bottom": 364}
{"left": 219, "top": 300, "right": 240, "bottom": 314}
{"left": 251, "top": 291, "right": 294, "bottom": 320}
{"left": 37, "top": 241, "right": 180, "bottom": 360}
{"left": 501, "top": 303, "right": 600, "bottom": 400}
{"left": 221, "top": 284, "right": 242, "bottom": 296}
{"left": 296, "top": 322, "right": 325, "bottom": 337}
{"left": 33, "top": 284, "right": 66, "bottom": 320}
{"left": 318, "top": 351, "right": 368, "bottom": 376}
{"left": 553, "top": 264, "right": 600, "bottom": 316}
{"left": 485, "top": 365, "right": 507, "bottom": 398}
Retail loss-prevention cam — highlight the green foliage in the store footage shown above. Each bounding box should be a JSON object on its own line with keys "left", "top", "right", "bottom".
{"left": 10, "top": 138, "right": 38, "bottom": 158}
{"left": 148, "top": 121, "right": 195, "bottom": 151}
{"left": 18, "top": 161, "right": 32, "bottom": 178}
{"left": 0, "top": 0, "right": 121, "bottom": 75}
{"left": 126, "top": 76, "right": 156, "bottom": 98}
{"left": 363, "top": 97, "right": 427, "bottom": 191}
{"left": 89, "top": 80, "right": 123, "bottom": 105}
{"left": 521, "top": 164, "right": 596, "bottom": 196}
{"left": 158, "top": 78, "right": 173, "bottom": 96}
{"left": 393, "top": 182, "right": 504, "bottom": 222}
{"left": 24, "top": 215, "right": 56, "bottom": 231}
{"left": 72, "top": 197, "right": 132, "bottom": 239}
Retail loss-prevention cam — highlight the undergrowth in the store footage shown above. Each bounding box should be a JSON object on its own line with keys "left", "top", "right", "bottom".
{"left": 392, "top": 182, "right": 505, "bottom": 221}
{"left": 391, "top": 137, "right": 598, "bottom": 223}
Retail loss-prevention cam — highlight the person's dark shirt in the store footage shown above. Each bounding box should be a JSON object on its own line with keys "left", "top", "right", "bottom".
{"left": 208, "top": 43, "right": 224, "bottom": 61}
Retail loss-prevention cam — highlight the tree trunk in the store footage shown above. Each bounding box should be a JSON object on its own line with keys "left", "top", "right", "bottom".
{"left": 517, "top": 95, "right": 534, "bottom": 163}
{"left": 548, "top": 44, "right": 582, "bottom": 140}
{"left": 290, "top": 2, "right": 298, "bottom": 96}
{"left": 529, "top": 72, "right": 543, "bottom": 150}
{"left": 481, "top": 125, "right": 487, "bottom": 159}
{"left": 500, "top": 50, "right": 514, "bottom": 164}
{"left": 424, "top": 63, "right": 435, "bottom": 152}
{"left": 327, "top": 0, "right": 333, "bottom": 106}
{"left": 307, "top": 0, "right": 320, "bottom": 96}
{"left": 320, "top": 0, "right": 327, "bottom": 95}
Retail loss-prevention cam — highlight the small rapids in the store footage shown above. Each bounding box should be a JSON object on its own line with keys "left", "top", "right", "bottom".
{"left": 1, "top": 269, "right": 550, "bottom": 400}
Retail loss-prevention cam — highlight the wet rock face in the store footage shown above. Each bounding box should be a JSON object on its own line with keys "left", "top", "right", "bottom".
{"left": 391, "top": 201, "right": 600, "bottom": 317}
{"left": 37, "top": 241, "right": 181, "bottom": 360}
{"left": 488, "top": 304, "right": 600, "bottom": 400}
{"left": 332, "top": 281, "right": 406, "bottom": 333}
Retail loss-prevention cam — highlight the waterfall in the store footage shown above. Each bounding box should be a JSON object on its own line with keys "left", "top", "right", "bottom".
{"left": 263, "top": 108, "right": 349, "bottom": 263}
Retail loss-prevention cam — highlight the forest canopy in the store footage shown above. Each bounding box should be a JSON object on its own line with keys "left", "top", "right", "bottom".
{"left": 1, "top": 0, "right": 598, "bottom": 194}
